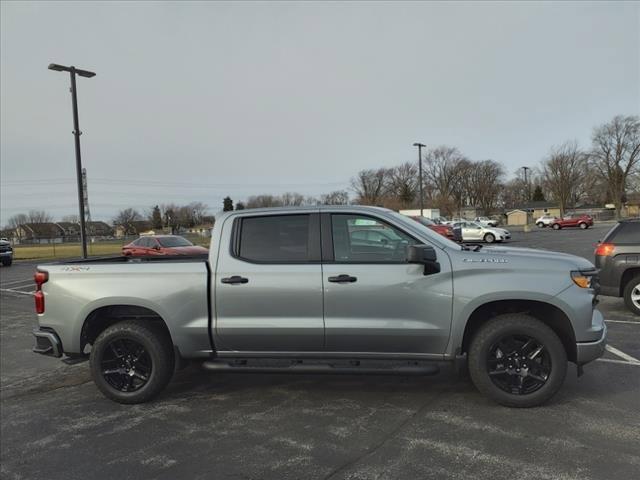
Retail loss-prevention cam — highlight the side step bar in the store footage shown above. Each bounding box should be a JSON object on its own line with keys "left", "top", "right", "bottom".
{"left": 202, "top": 360, "right": 440, "bottom": 376}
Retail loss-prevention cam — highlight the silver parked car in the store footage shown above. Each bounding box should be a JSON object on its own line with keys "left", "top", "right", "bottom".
{"left": 454, "top": 221, "right": 511, "bottom": 243}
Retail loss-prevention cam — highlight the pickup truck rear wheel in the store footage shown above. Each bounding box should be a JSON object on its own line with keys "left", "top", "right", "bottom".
{"left": 468, "top": 314, "right": 567, "bottom": 407}
{"left": 623, "top": 275, "right": 640, "bottom": 316}
{"left": 90, "top": 321, "right": 174, "bottom": 404}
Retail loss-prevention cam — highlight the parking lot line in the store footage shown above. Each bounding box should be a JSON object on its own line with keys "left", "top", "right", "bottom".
{"left": 605, "top": 319, "right": 640, "bottom": 325}
{"left": 605, "top": 345, "right": 640, "bottom": 364}
{"left": 0, "top": 288, "right": 33, "bottom": 296}
{"left": 597, "top": 358, "right": 640, "bottom": 366}
{"left": 0, "top": 278, "right": 33, "bottom": 287}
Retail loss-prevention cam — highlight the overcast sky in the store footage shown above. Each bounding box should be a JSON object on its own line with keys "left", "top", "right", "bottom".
{"left": 1, "top": 1, "right": 639, "bottom": 224}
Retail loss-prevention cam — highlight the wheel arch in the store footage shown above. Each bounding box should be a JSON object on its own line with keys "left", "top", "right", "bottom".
{"left": 619, "top": 267, "right": 640, "bottom": 297}
{"left": 460, "top": 299, "right": 577, "bottom": 362}
{"left": 80, "top": 304, "right": 173, "bottom": 353}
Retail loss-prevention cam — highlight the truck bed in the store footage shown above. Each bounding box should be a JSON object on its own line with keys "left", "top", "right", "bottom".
{"left": 51, "top": 254, "right": 209, "bottom": 265}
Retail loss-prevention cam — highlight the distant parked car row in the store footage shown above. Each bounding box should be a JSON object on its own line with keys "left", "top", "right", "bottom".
{"left": 402, "top": 215, "right": 507, "bottom": 243}
{"left": 409, "top": 216, "right": 461, "bottom": 242}
{"left": 123, "top": 235, "right": 208, "bottom": 257}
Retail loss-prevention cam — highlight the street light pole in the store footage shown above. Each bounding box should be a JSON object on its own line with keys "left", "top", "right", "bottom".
{"left": 522, "top": 166, "right": 530, "bottom": 201}
{"left": 48, "top": 63, "right": 96, "bottom": 259}
{"left": 413, "top": 142, "right": 426, "bottom": 217}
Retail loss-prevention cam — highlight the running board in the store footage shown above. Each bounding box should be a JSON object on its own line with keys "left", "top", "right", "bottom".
{"left": 202, "top": 359, "right": 440, "bottom": 376}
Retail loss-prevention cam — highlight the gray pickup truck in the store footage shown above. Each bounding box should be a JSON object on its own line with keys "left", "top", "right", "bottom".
{"left": 32, "top": 206, "right": 606, "bottom": 407}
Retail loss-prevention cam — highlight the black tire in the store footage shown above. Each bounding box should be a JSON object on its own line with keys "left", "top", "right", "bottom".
{"left": 90, "top": 321, "right": 174, "bottom": 404}
{"left": 484, "top": 233, "right": 495, "bottom": 243}
{"left": 552, "top": 223, "right": 561, "bottom": 230}
{"left": 468, "top": 314, "right": 567, "bottom": 408}
{"left": 536, "top": 222, "right": 544, "bottom": 228}
{"left": 623, "top": 275, "right": 640, "bottom": 316}
{"left": 1, "top": 257, "right": 11, "bottom": 266}
{"left": 579, "top": 222, "right": 588, "bottom": 229}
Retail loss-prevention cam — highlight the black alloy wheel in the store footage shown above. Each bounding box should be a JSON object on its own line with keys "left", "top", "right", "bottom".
{"left": 487, "top": 334, "right": 551, "bottom": 395}
{"left": 101, "top": 338, "right": 152, "bottom": 392}
{"left": 90, "top": 320, "right": 174, "bottom": 403}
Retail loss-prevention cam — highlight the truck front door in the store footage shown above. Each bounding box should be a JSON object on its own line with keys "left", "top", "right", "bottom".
{"left": 214, "top": 212, "right": 324, "bottom": 352}
{"left": 321, "top": 213, "right": 453, "bottom": 355}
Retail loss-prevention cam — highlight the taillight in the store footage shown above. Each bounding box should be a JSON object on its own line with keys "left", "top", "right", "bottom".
{"left": 594, "top": 243, "right": 615, "bottom": 257}
{"left": 34, "top": 270, "right": 48, "bottom": 314}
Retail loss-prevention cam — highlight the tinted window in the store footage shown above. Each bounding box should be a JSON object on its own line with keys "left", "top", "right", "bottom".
{"left": 239, "top": 215, "right": 309, "bottom": 262}
{"left": 137, "top": 237, "right": 149, "bottom": 247}
{"left": 606, "top": 222, "right": 640, "bottom": 244}
{"left": 158, "top": 236, "right": 193, "bottom": 247}
{"left": 331, "top": 214, "right": 417, "bottom": 263}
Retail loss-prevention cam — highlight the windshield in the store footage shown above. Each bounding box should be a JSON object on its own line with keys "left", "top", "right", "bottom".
{"left": 157, "top": 236, "right": 194, "bottom": 248}
{"left": 412, "top": 217, "right": 436, "bottom": 226}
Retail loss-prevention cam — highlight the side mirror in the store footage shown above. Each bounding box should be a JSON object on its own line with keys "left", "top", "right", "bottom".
{"left": 407, "top": 245, "right": 440, "bottom": 274}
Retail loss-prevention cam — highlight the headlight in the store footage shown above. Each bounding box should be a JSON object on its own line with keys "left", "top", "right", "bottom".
{"left": 571, "top": 270, "right": 595, "bottom": 289}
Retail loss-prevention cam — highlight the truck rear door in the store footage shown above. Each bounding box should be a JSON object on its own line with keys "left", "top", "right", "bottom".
{"left": 214, "top": 212, "right": 324, "bottom": 352}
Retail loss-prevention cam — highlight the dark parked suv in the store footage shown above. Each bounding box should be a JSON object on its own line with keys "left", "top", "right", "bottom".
{"left": 595, "top": 219, "right": 640, "bottom": 315}
{"left": 0, "top": 239, "right": 13, "bottom": 266}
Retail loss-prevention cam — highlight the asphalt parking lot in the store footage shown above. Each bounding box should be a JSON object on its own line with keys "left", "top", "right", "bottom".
{"left": 1, "top": 222, "right": 638, "bottom": 480}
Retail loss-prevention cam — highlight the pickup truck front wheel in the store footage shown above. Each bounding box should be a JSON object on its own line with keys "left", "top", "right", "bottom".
{"left": 468, "top": 314, "right": 567, "bottom": 407}
{"left": 90, "top": 321, "right": 174, "bottom": 404}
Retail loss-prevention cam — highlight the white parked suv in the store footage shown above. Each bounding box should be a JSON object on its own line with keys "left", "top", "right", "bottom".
{"left": 536, "top": 215, "right": 557, "bottom": 228}
{"left": 453, "top": 221, "right": 511, "bottom": 243}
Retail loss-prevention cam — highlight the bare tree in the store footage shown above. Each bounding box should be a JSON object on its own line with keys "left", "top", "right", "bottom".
{"left": 188, "top": 201, "right": 208, "bottom": 225}
{"left": 7, "top": 213, "right": 28, "bottom": 241}
{"left": 245, "top": 195, "right": 284, "bottom": 209}
{"left": 387, "top": 162, "right": 418, "bottom": 209}
{"left": 542, "top": 141, "right": 587, "bottom": 216}
{"left": 61, "top": 214, "right": 80, "bottom": 223}
{"left": 8, "top": 213, "right": 28, "bottom": 229}
{"left": 422, "top": 146, "right": 468, "bottom": 215}
{"left": 350, "top": 168, "right": 389, "bottom": 205}
{"left": 499, "top": 177, "right": 529, "bottom": 210}
{"left": 280, "top": 192, "right": 305, "bottom": 206}
{"left": 27, "top": 210, "right": 53, "bottom": 224}
{"left": 113, "top": 208, "right": 142, "bottom": 235}
{"left": 591, "top": 115, "right": 640, "bottom": 218}
{"left": 467, "top": 160, "right": 505, "bottom": 215}
{"left": 320, "top": 190, "right": 350, "bottom": 205}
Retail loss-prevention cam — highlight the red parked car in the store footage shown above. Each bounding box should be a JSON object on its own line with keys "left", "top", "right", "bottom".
{"left": 550, "top": 214, "right": 594, "bottom": 230}
{"left": 122, "top": 235, "right": 209, "bottom": 256}
{"left": 410, "top": 216, "right": 460, "bottom": 241}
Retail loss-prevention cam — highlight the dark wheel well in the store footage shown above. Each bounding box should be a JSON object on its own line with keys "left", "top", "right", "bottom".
{"left": 81, "top": 305, "right": 172, "bottom": 353}
{"left": 619, "top": 268, "right": 640, "bottom": 296}
{"left": 461, "top": 300, "right": 577, "bottom": 362}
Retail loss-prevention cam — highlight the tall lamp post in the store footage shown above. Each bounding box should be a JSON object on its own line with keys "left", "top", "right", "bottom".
{"left": 48, "top": 63, "right": 96, "bottom": 259}
{"left": 522, "top": 166, "right": 530, "bottom": 201}
{"left": 413, "top": 142, "right": 426, "bottom": 217}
